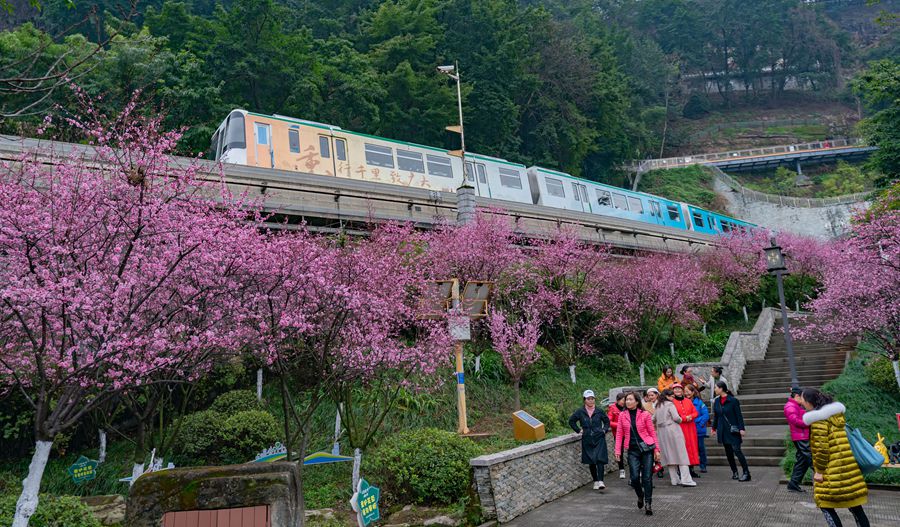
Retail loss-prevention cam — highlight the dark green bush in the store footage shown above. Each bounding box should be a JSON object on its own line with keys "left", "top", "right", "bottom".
{"left": 0, "top": 494, "right": 102, "bottom": 527}
{"left": 211, "top": 389, "right": 262, "bottom": 416}
{"left": 865, "top": 356, "right": 900, "bottom": 396}
{"left": 682, "top": 93, "right": 711, "bottom": 119}
{"left": 595, "top": 355, "right": 632, "bottom": 377}
{"left": 174, "top": 410, "right": 222, "bottom": 465}
{"left": 219, "top": 410, "right": 280, "bottom": 465}
{"left": 524, "top": 402, "right": 565, "bottom": 434}
{"left": 367, "top": 428, "right": 480, "bottom": 505}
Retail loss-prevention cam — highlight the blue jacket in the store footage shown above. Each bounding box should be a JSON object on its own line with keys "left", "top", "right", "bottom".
{"left": 692, "top": 396, "right": 709, "bottom": 437}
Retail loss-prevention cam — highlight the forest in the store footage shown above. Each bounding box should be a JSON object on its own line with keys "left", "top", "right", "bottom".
{"left": 1, "top": 0, "right": 898, "bottom": 182}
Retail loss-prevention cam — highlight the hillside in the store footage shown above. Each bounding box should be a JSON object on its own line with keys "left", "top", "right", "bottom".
{"left": 636, "top": 165, "right": 728, "bottom": 214}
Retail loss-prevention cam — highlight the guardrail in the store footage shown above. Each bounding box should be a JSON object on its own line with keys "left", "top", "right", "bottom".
{"left": 0, "top": 135, "right": 719, "bottom": 253}
{"left": 708, "top": 165, "right": 872, "bottom": 208}
{"left": 629, "top": 137, "right": 867, "bottom": 174}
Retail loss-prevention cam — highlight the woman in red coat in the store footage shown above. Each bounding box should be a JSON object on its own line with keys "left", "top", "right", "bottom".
{"left": 671, "top": 383, "right": 700, "bottom": 471}
{"left": 608, "top": 393, "right": 627, "bottom": 479}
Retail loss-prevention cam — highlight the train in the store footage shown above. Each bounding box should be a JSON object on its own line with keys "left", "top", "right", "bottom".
{"left": 210, "top": 109, "right": 754, "bottom": 235}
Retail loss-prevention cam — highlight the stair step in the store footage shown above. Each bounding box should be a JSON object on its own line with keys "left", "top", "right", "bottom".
{"left": 741, "top": 417, "right": 795, "bottom": 425}
{"left": 706, "top": 455, "right": 783, "bottom": 466}
{"left": 740, "top": 379, "right": 839, "bottom": 390}
{"left": 707, "top": 446, "right": 786, "bottom": 457}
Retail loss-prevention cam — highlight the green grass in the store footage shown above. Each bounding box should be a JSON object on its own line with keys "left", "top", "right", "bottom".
{"left": 637, "top": 165, "right": 725, "bottom": 213}
{"left": 764, "top": 124, "right": 829, "bottom": 141}
{"left": 780, "top": 348, "right": 900, "bottom": 486}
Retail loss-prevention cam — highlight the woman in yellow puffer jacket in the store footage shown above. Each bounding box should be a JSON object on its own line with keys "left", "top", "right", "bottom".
{"left": 800, "top": 388, "right": 870, "bottom": 527}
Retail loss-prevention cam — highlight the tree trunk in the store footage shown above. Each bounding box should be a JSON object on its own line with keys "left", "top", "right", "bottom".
{"left": 351, "top": 448, "right": 362, "bottom": 493}
{"left": 256, "top": 368, "right": 264, "bottom": 401}
{"left": 742, "top": 306, "right": 749, "bottom": 323}
{"left": 130, "top": 462, "right": 145, "bottom": 487}
{"left": 639, "top": 363, "right": 646, "bottom": 386}
{"left": 297, "top": 429, "right": 310, "bottom": 527}
{"left": 569, "top": 364, "right": 577, "bottom": 384}
{"left": 474, "top": 355, "right": 481, "bottom": 373}
{"left": 892, "top": 359, "right": 900, "bottom": 392}
{"left": 13, "top": 440, "right": 52, "bottom": 527}
{"left": 331, "top": 404, "right": 342, "bottom": 456}
{"left": 98, "top": 429, "right": 107, "bottom": 464}
{"left": 513, "top": 380, "right": 521, "bottom": 410}
{"left": 702, "top": 324, "right": 707, "bottom": 336}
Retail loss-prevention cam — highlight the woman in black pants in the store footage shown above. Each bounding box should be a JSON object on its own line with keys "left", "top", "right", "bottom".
{"left": 712, "top": 381, "right": 751, "bottom": 481}
{"left": 615, "top": 391, "right": 661, "bottom": 515}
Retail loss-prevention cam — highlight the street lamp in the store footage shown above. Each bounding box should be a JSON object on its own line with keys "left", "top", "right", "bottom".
{"left": 764, "top": 235, "right": 799, "bottom": 389}
{"left": 437, "top": 62, "right": 469, "bottom": 185}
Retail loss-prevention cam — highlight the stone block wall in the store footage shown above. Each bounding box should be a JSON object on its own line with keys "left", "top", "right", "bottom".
{"left": 471, "top": 432, "right": 616, "bottom": 523}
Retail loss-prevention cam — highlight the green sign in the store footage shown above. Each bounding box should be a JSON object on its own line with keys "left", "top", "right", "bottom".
{"left": 350, "top": 478, "right": 381, "bottom": 526}
{"left": 67, "top": 456, "right": 98, "bottom": 484}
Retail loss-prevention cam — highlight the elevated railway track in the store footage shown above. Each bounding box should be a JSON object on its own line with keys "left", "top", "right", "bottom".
{"left": 0, "top": 135, "right": 717, "bottom": 253}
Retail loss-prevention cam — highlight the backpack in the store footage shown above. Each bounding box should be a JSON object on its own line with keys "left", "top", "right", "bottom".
{"left": 845, "top": 425, "right": 884, "bottom": 475}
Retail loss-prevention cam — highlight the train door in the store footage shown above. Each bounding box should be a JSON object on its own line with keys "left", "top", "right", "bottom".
{"left": 252, "top": 121, "right": 273, "bottom": 168}
{"left": 572, "top": 182, "right": 591, "bottom": 213}
{"left": 318, "top": 135, "right": 350, "bottom": 177}
{"left": 648, "top": 200, "right": 664, "bottom": 225}
{"left": 464, "top": 161, "right": 490, "bottom": 197}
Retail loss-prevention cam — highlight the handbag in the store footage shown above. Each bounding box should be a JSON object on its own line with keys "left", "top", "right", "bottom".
{"left": 845, "top": 425, "right": 885, "bottom": 475}
{"left": 652, "top": 460, "right": 664, "bottom": 474}
{"left": 637, "top": 439, "right": 655, "bottom": 454}
{"left": 722, "top": 415, "right": 741, "bottom": 434}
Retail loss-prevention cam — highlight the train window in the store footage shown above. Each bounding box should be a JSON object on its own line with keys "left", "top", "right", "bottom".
{"left": 667, "top": 205, "right": 681, "bottom": 221}
{"left": 627, "top": 197, "right": 644, "bottom": 213}
{"left": 476, "top": 164, "right": 487, "bottom": 184}
{"left": 612, "top": 193, "right": 628, "bottom": 210}
{"left": 319, "top": 136, "right": 331, "bottom": 158}
{"left": 365, "top": 143, "right": 394, "bottom": 168}
{"left": 465, "top": 161, "right": 476, "bottom": 181}
{"left": 426, "top": 154, "right": 453, "bottom": 177}
{"left": 546, "top": 178, "right": 566, "bottom": 198}
{"left": 722, "top": 221, "right": 732, "bottom": 233}
{"left": 224, "top": 113, "right": 246, "bottom": 151}
{"left": 499, "top": 168, "right": 523, "bottom": 189}
{"left": 288, "top": 129, "right": 300, "bottom": 153}
{"left": 649, "top": 201, "right": 662, "bottom": 217}
{"left": 210, "top": 130, "right": 220, "bottom": 159}
{"left": 255, "top": 123, "right": 269, "bottom": 145}
{"left": 335, "top": 138, "right": 347, "bottom": 161}
{"left": 692, "top": 212, "right": 705, "bottom": 228}
{"left": 596, "top": 190, "right": 612, "bottom": 207}
{"left": 398, "top": 150, "right": 425, "bottom": 173}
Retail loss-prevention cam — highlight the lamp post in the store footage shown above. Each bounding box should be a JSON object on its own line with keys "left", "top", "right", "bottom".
{"left": 764, "top": 235, "right": 799, "bottom": 389}
{"left": 437, "top": 62, "right": 469, "bottom": 184}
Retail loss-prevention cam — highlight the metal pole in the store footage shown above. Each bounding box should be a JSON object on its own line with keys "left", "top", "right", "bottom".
{"left": 451, "top": 279, "right": 469, "bottom": 434}
{"left": 455, "top": 61, "right": 468, "bottom": 184}
{"left": 776, "top": 271, "right": 799, "bottom": 389}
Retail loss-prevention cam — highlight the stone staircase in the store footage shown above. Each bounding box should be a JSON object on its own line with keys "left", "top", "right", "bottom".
{"left": 705, "top": 319, "right": 852, "bottom": 467}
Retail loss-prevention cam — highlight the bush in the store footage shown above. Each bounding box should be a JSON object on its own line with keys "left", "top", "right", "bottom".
{"left": 524, "top": 402, "right": 565, "bottom": 434}
{"left": 0, "top": 494, "right": 102, "bottom": 527}
{"left": 174, "top": 410, "right": 222, "bottom": 466}
{"left": 682, "top": 93, "right": 710, "bottom": 119}
{"left": 865, "top": 356, "right": 900, "bottom": 396}
{"left": 219, "top": 410, "right": 280, "bottom": 465}
{"left": 595, "top": 355, "right": 632, "bottom": 378}
{"left": 211, "top": 389, "right": 262, "bottom": 416}
{"left": 367, "top": 428, "right": 480, "bottom": 505}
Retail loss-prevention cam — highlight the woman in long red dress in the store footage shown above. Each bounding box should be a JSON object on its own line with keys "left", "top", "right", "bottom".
{"left": 670, "top": 383, "right": 700, "bottom": 472}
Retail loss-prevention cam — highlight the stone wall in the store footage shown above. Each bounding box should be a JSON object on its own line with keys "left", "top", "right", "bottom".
{"left": 471, "top": 432, "right": 616, "bottom": 523}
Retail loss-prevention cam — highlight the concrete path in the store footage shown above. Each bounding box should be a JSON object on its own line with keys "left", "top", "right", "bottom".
{"left": 504, "top": 465, "right": 899, "bottom": 526}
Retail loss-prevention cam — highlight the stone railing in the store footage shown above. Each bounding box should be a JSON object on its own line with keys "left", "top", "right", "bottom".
{"left": 709, "top": 165, "right": 872, "bottom": 208}
{"left": 470, "top": 432, "right": 616, "bottom": 523}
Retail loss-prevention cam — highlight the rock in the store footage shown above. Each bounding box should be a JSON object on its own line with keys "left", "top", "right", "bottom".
{"left": 305, "top": 508, "right": 335, "bottom": 520}
{"left": 423, "top": 515, "right": 460, "bottom": 526}
{"left": 81, "top": 495, "right": 126, "bottom": 526}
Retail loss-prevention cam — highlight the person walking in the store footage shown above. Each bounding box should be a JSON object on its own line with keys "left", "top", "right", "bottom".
{"left": 653, "top": 389, "right": 697, "bottom": 487}
{"left": 686, "top": 383, "right": 710, "bottom": 473}
{"left": 709, "top": 366, "right": 727, "bottom": 406}
{"left": 670, "top": 383, "right": 701, "bottom": 477}
{"left": 615, "top": 391, "right": 661, "bottom": 516}
{"left": 800, "top": 388, "right": 870, "bottom": 527}
{"left": 608, "top": 392, "right": 627, "bottom": 480}
{"left": 643, "top": 388, "right": 659, "bottom": 414}
{"left": 569, "top": 389, "right": 611, "bottom": 490}
{"left": 712, "top": 381, "right": 751, "bottom": 481}
{"left": 785, "top": 386, "right": 812, "bottom": 492}
{"left": 680, "top": 366, "right": 706, "bottom": 391}
{"left": 657, "top": 365, "right": 677, "bottom": 393}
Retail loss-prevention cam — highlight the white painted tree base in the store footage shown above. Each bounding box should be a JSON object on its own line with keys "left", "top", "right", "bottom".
{"left": 474, "top": 355, "right": 481, "bottom": 373}
{"left": 98, "top": 430, "right": 107, "bottom": 464}
{"left": 639, "top": 363, "right": 646, "bottom": 386}
{"left": 893, "top": 360, "right": 900, "bottom": 392}
{"left": 351, "top": 448, "right": 362, "bottom": 493}
{"left": 130, "top": 463, "right": 145, "bottom": 487}
{"left": 568, "top": 364, "right": 576, "bottom": 384}
{"left": 13, "top": 440, "right": 52, "bottom": 527}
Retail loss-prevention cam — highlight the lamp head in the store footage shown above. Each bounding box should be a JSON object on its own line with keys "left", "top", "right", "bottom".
{"left": 437, "top": 65, "right": 456, "bottom": 74}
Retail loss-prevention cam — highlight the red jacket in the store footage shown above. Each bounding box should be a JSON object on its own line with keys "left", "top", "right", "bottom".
{"left": 615, "top": 408, "right": 660, "bottom": 454}
{"left": 608, "top": 404, "right": 622, "bottom": 434}
{"left": 784, "top": 398, "right": 810, "bottom": 441}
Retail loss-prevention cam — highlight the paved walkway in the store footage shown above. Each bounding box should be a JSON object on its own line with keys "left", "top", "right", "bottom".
{"left": 504, "top": 465, "right": 899, "bottom": 527}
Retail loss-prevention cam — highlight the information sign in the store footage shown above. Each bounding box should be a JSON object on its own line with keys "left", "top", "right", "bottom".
{"left": 68, "top": 456, "right": 98, "bottom": 484}
{"left": 350, "top": 478, "right": 381, "bottom": 527}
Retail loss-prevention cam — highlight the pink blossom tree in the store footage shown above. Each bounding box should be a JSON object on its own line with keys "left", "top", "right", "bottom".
{"left": 488, "top": 305, "right": 542, "bottom": 410}
{"left": 802, "top": 205, "right": 900, "bottom": 389}
{"left": 0, "top": 102, "right": 258, "bottom": 526}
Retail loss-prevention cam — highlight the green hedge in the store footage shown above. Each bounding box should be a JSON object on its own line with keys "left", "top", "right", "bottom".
{"left": 211, "top": 390, "right": 263, "bottom": 416}
{"left": 865, "top": 356, "right": 900, "bottom": 397}
{"left": 0, "top": 494, "right": 101, "bottom": 527}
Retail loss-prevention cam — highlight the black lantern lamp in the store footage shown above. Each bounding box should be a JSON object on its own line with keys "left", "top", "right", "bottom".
{"left": 764, "top": 237, "right": 787, "bottom": 272}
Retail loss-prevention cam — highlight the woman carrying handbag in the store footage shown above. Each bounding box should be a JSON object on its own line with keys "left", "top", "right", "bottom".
{"left": 712, "top": 381, "right": 751, "bottom": 481}
{"left": 615, "top": 391, "right": 660, "bottom": 516}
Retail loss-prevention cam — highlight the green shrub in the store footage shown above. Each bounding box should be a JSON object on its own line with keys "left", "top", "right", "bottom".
{"left": 595, "top": 355, "right": 632, "bottom": 377}
{"left": 367, "top": 428, "right": 480, "bottom": 505}
{"left": 219, "top": 410, "right": 280, "bottom": 465}
{"left": 865, "top": 356, "right": 900, "bottom": 396}
{"left": 211, "top": 389, "right": 262, "bottom": 416}
{"left": 0, "top": 494, "right": 102, "bottom": 527}
{"left": 682, "top": 93, "right": 710, "bottom": 119}
{"left": 174, "top": 410, "right": 222, "bottom": 465}
{"left": 524, "top": 402, "right": 565, "bottom": 434}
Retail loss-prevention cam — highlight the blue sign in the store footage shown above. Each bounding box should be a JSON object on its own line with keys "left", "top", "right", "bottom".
{"left": 350, "top": 479, "right": 381, "bottom": 527}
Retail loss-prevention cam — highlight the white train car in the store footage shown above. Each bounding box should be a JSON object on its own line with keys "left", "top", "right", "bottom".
{"left": 466, "top": 153, "right": 532, "bottom": 203}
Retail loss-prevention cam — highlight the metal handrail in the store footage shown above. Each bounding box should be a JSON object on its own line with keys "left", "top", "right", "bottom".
{"left": 707, "top": 165, "right": 872, "bottom": 208}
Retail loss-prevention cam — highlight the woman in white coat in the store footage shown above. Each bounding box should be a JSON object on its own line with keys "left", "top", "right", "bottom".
{"left": 653, "top": 389, "right": 697, "bottom": 487}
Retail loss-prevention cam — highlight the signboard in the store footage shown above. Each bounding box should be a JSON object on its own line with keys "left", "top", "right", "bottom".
{"left": 461, "top": 281, "right": 492, "bottom": 318}
{"left": 253, "top": 442, "right": 287, "bottom": 463}
{"left": 350, "top": 479, "right": 381, "bottom": 527}
{"left": 449, "top": 316, "right": 471, "bottom": 341}
{"left": 512, "top": 410, "right": 546, "bottom": 442}
{"left": 68, "top": 456, "right": 98, "bottom": 484}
